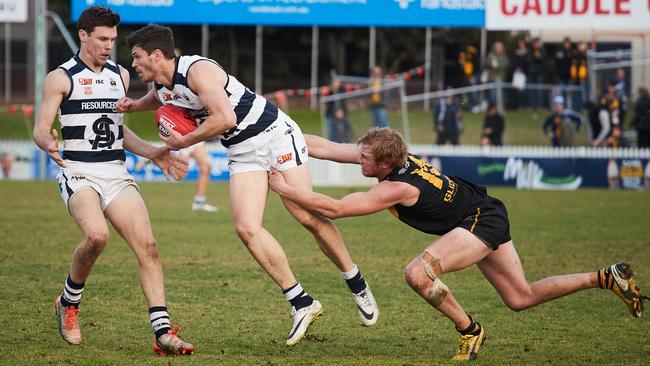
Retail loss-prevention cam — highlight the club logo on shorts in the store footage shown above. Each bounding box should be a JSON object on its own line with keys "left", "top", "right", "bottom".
{"left": 277, "top": 152, "right": 293, "bottom": 164}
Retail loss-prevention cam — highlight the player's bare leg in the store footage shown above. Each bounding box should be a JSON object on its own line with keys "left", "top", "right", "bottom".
{"left": 230, "top": 170, "right": 298, "bottom": 288}
{"left": 189, "top": 144, "right": 217, "bottom": 212}
{"left": 230, "top": 170, "right": 321, "bottom": 345}
{"left": 404, "top": 228, "right": 492, "bottom": 361}
{"left": 55, "top": 188, "right": 110, "bottom": 345}
{"left": 105, "top": 187, "right": 193, "bottom": 355}
{"left": 279, "top": 163, "right": 379, "bottom": 326}
{"left": 477, "top": 242, "right": 598, "bottom": 311}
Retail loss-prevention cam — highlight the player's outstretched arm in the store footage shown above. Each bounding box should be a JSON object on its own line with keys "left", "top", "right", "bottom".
{"left": 116, "top": 88, "right": 161, "bottom": 113}
{"left": 122, "top": 126, "right": 188, "bottom": 180}
{"left": 268, "top": 167, "right": 414, "bottom": 219}
{"left": 33, "top": 69, "right": 69, "bottom": 167}
{"left": 304, "top": 134, "right": 360, "bottom": 164}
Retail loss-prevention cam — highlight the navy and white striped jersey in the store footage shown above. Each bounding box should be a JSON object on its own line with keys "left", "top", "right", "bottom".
{"left": 154, "top": 55, "right": 279, "bottom": 152}
{"left": 58, "top": 55, "right": 126, "bottom": 162}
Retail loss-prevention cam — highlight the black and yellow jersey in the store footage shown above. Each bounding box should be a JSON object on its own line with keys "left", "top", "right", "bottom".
{"left": 385, "top": 154, "right": 488, "bottom": 235}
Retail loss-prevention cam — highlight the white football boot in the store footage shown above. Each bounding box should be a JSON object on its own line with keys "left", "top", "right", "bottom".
{"left": 192, "top": 201, "right": 219, "bottom": 212}
{"left": 286, "top": 300, "right": 322, "bottom": 346}
{"left": 353, "top": 286, "right": 379, "bottom": 326}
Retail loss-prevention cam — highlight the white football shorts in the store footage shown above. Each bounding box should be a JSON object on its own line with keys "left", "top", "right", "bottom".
{"left": 228, "top": 116, "right": 309, "bottom": 175}
{"left": 57, "top": 160, "right": 139, "bottom": 212}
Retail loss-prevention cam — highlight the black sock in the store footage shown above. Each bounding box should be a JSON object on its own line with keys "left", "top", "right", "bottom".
{"left": 61, "top": 274, "right": 84, "bottom": 308}
{"left": 345, "top": 271, "right": 368, "bottom": 295}
{"left": 283, "top": 283, "right": 314, "bottom": 310}
{"left": 458, "top": 316, "right": 481, "bottom": 336}
{"left": 149, "top": 306, "right": 171, "bottom": 340}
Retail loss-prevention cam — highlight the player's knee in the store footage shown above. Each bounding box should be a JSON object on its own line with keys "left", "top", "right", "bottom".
{"left": 199, "top": 161, "right": 211, "bottom": 175}
{"left": 144, "top": 239, "right": 160, "bottom": 262}
{"left": 502, "top": 292, "right": 534, "bottom": 312}
{"left": 84, "top": 230, "right": 109, "bottom": 251}
{"left": 404, "top": 251, "right": 449, "bottom": 306}
{"left": 234, "top": 222, "right": 260, "bottom": 244}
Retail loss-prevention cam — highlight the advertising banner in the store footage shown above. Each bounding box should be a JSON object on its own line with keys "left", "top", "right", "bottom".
{"left": 72, "top": 0, "right": 485, "bottom": 27}
{"left": 486, "top": 0, "right": 650, "bottom": 30}
{"left": 421, "top": 155, "right": 649, "bottom": 190}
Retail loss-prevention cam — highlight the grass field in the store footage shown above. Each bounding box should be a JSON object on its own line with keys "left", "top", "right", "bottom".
{"left": 1, "top": 181, "right": 648, "bottom": 365}
{"left": 1, "top": 107, "right": 588, "bottom": 146}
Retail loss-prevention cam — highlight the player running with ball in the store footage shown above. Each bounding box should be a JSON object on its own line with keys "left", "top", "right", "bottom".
{"left": 117, "top": 24, "right": 379, "bottom": 346}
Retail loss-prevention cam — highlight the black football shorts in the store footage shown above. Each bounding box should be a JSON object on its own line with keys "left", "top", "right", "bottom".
{"left": 457, "top": 196, "right": 511, "bottom": 250}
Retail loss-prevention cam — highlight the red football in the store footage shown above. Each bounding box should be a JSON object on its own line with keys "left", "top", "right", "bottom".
{"left": 155, "top": 104, "right": 198, "bottom": 137}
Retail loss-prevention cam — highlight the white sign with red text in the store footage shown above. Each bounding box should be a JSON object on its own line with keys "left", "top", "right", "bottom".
{"left": 487, "top": 0, "right": 650, "bottom": 30}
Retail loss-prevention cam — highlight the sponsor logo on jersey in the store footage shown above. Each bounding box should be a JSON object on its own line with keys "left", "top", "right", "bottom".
{"left": 277, "top": 152, "right": 293, "bottom": 164}
{"left": 71, "top": 174, "right": 86, "bottom": 181}
{"left": 81, "top": 101, "right": 117, "bottom": 111}
{"left": 79, "top": 78, "right": 93, "bottom": 85}
{"left": 162, "top": 92, "right": 173, "bottom": 101}
{"left": 95, "top": 79, "right": 104, "bottom": 84}
{"left": 84, "top": 86, "right": 93, "bottom": 95}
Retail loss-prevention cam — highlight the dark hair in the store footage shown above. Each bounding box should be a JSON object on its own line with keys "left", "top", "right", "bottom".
{"left": 126, "top": 24, "right": 176, "bottom": 59}
{"left": 77, "top": 6, "right": 120, "bottom": 34}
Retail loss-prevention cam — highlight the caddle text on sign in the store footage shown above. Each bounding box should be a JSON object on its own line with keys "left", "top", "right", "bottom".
{"left": 501, "top": 0, "right": 632, "bottom": 16}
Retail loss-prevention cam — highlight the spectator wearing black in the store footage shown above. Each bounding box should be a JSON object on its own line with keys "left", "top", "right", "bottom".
{"left": 330, "top": 106, "right": 353, "bottom": 143}
{"left": 481, "top": 104, "right": 505, "bottom": 146}
{"left": 528, "top": 38, "right": 546, "bottom": 109}
{"left": 324, "top": 78, "right": 348, "bottom": 141}
{"left": 542, "top": 95, "right": 583, "bottom": 146}
{"left": 458, "top": 45, "right": 479, "bottom": 109}
{"left": 434, "top": 91, "right": 462, "bottom": 145}
{"left": 555, "top": 37, "right": 573, "bottom": 99}
{"left": 631, "top": 87, "right": 650, "bottom": 148}
{"left": 571, "top": 41, "right": 589, "bottom": 111}
{"left": 585, "top": 98, "right": 611, "bottom": 147}
{"left": 511, "top": 39, "right": 530, "bottom": 109}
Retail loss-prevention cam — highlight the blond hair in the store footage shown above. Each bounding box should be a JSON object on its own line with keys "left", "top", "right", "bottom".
{"left": 358, "top": 128, "right": 408, "bottom": 169}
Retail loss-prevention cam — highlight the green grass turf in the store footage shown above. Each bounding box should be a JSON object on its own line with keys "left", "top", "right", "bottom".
{"left": 1, "top": 108, "right": 588, "bottom": 146}
{"left": 1, "top": 181, "right": 648, "bottom": 365}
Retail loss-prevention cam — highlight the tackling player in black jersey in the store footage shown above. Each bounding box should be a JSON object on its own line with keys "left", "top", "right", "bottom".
{"left": 268, "top": 127, "right": 647, "bottom": 361}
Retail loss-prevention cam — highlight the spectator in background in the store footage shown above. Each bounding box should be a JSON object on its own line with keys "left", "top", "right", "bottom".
{"left": 458, "top": 45, "right": 479, "bottom": 110}
{"left": 614, "top": 68, "right": 629, "bottom": 125}
{"left": 481, "top": 103, "right": 505, "bottom": 146}
{"left": 331, "top": 106, "right": 353, "bottom": 143}
{"left": 528, "top": 38, "right": 546, "bottom": 109}
{"left": 605, "top": 80, "right": 622, "bottom": 127}
{"left": 434, "top": 90, "right": 462, "bottom": 145}
{"left": 1, "top": 152, "right": 13, "bottom": 179}
{"left": 325, "top": 78, "right": 348, "bottom": 141}
{"left": 571, "top": 41, "right": 589, "bottom": 111}
{"left": 631, "top": 87, "right": 650, "bottom": 148}
{"left": 542, "top": 95, "right": 583, "bottom": 146}
{"left": 486, "top": 41, "right": 510, "bottom": 103}
{"left": 607, "top": 126, "right": 629, "bottom": 148}
{"left": 585, "top": 98, "right": 611, "bottom": 147}
{"left": 555, "top": 37, "right": 573, "bottom": 100}
{"left": 511, "top": 39, "right": 530, "bottom": 109}
{"left": 368, "top": 66, "right": 389, "bottom": 128}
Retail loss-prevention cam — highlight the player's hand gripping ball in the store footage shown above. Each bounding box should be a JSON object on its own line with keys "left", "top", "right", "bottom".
{"left": 155, "top": 104, "right": 198, "bottom": 137}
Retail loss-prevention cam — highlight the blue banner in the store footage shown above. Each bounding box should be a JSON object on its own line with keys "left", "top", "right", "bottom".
{"left": 43, "top": 150, "right": 230, "bottom": 182}
{"left": 72, "top": 0, "right": 485, "bottom": 27}
{"left": 422, "top": 156, "right": 649, "bottom": 190}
